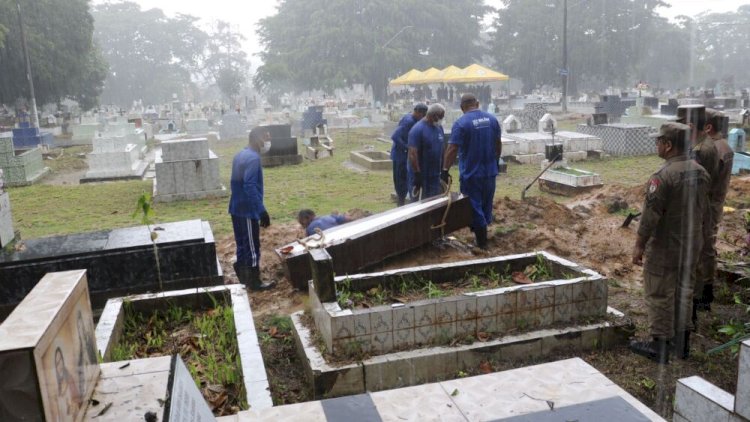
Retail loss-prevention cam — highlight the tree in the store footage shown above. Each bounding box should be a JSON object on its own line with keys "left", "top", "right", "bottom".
{"left": 0, "top": 0, "right": 107, "bottom": 108}
{"left": 255, "top": 0, "right": 490, "bottom": 103}
{"left": 693, "top": 6, "right": 750, "bottom": 89}
{"left": 201, "top": 21, "right": 250, "bottom": 102}
{"left": 92, "top": 2, "right": 208, "bottom": 105}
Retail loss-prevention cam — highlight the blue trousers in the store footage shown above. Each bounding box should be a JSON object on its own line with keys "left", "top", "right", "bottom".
{"left": 232, "top": 215, "right": 261, "bottom": 268}
{"left": 392, "top": 156, "right": 408, "bottom": 201}
{"left": 460, "top": 176, "right": 496, "bottom": 229}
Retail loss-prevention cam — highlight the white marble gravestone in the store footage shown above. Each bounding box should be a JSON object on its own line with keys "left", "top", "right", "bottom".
{"left": 0, "top": 270, "right": 99, "bottom": 422}
{"left": 0, "top": 169, "right": 13, "bottom": 247}
{"left": 153, "top": 138, "right": 227, "bottom": 202}
{"left": 83, "top": 134, "right": 148, "bottom": 181}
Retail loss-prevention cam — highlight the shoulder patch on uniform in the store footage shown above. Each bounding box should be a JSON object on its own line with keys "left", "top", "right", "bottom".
{"left": 648, "top": 178, "right": 660, "bottom": 194}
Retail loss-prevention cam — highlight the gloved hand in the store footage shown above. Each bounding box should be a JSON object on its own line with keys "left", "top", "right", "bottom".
{"left": 413, "top": 172, "right": 422, "bottom": 190}
{"left": 440, "top": 170, "right": 451, "bottom": 185}
{"left": 260, "top": 211, "right": 271, "bottom": 228}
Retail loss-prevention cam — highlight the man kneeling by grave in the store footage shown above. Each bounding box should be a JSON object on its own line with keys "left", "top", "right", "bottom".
{"left": 298, "top": 209, "right": 353, "bottom": 237}
{"left": 630, "top": 122, "right": 709, "bottom": 364}
{"left": 229, "top": 127, "right": 276, "bottom": 291}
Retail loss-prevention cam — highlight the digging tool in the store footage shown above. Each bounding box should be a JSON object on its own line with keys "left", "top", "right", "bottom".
{"left": 521, "top": 153, "right": 561, "bottom": 200}
{"left": 621, "top": 212, "right": 642, "bottom": 228}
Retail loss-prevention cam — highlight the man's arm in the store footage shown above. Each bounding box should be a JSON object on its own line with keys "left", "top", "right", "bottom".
{"left": 443, "top": 144, "right": 459, "bottom": 170}
{"left": 407, "top": 127, "right": 421, "bottom": 172}
{"left": 495, "top": 122, "right": 502, "bottom": 160}
{"left": 633, "top": 175, "right": 666, "bottom": 265}
{"left": 243, "top": 155, "right": 265, "bottom": 217}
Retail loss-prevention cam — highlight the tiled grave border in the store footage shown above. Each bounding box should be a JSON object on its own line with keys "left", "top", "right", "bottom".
{"left": 95, "top": 285, "right": 273, "bottom": 410}
{"left": 292, "top": 307, "right": 632, "bottom": 399}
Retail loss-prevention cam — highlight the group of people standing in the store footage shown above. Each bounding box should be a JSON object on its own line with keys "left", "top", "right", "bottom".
{"left": 390, "top": 94, "right": 502, "bottom": 249}
{"left": 630, "top": 105, "right": 733, "bottom": 364}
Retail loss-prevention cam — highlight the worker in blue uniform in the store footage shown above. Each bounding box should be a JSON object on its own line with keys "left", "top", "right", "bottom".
{"left": 391, "top": 104, "right": 428, "bottom": 205}
{"left": 228, "top": 126, "right": 276, "bottom": 291}
{"left": 442, "top": 94, "right": 502, "bottom": 249}
{"left": 297, "top": 209, "right": 352, "bottom": 236}
{"left": 408, "top": 103, "right": 446, "bottom": 200}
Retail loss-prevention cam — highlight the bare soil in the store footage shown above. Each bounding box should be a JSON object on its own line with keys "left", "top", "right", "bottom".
{"left": 220, "top": 177, "right": 750, "bottom": 419}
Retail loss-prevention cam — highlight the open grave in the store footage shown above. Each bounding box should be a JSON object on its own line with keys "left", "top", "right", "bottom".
{"left": 349, "top": 150, "right": 391, "bottom": 171}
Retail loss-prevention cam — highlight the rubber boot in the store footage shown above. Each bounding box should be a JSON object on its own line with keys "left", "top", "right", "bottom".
{"left": 248, "top": 266, "right": 276, "bottom": 291}
{"left": 673, "top": 331, "right": 691, "bottom": 360}
{"left": 233, "top": 262, "right": 249, "bottom": 285}
{"left": 695, "top": 283, "right": 713, "bottom": 311}
{"left": 628, "top": 337, "right": 670, "bottom": 364}
{"left": 475, "top": 226, "right": 488, "bottom": 250}
{"left": 692, "top": 299, "right": 699, "bottom": 330}
{"left": 397, "top": 196, "right": 405, "bottom": 206}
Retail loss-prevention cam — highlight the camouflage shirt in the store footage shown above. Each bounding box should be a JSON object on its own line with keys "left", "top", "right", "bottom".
{"left": 710, "top": 135, "right": 734, "bottom": 208}
{"left": 638, "top": 155, "right": 710, "bottom": 272}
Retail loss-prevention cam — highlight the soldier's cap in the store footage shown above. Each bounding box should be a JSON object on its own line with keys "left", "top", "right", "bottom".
{"left": 414, "top": 103, "right": 428, "bottom": 113}
{"left": 460, "top": 93, "right": 478, "bottom": 106}
{"left": 651, "top": 122, "right": 691, "bottom": 148}
{"left": 676, "top": 104, "right": 706, "bottom": 124}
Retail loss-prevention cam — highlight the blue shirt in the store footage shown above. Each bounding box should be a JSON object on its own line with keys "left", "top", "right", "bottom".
{"left": 228, "top": 147, "right": 266, "bottom": 219}
{"left": 391, "top": 114, "right": 420, "bottom": 161}
{"left": 450, "top": 109, "right": 501, "bottom": 179}
{"left": 407, "top": 120, "right": 444, "bottom": 178}
{"left": 306, "top": 214, "right": 347, "bottom": 236}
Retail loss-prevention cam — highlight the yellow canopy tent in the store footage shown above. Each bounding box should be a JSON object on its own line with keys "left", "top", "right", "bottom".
{"left": 389, "top": 69, "right": 424, "bottom": 86}
{"left": 443, "top": 64, "right": 509, "bottom": 84}
{"left": 417, "top": 67, "right": 444, "bottom": 84}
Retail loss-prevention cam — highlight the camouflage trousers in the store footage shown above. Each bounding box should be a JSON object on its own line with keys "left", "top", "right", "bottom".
{"left": 695, "top": 203, "right": 724, "bottom": 297}
{"left": 644, "top": 265, "right": 696, "bottom": 339}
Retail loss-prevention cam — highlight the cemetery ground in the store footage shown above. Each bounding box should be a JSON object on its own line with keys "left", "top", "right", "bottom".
{"left": 5, "top": 122, "right": 750, "bottom": 418}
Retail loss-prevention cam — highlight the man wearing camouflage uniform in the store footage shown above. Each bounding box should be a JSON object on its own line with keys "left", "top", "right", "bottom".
{"left": 630, "top": 122, "right": 710, "bottom": 364}
{"left": 694, "top": 109, "right": 734, "bottom": 311}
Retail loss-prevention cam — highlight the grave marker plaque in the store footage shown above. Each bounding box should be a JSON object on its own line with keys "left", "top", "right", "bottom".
{"left": 163, "top": 354, "right": 214, "bottom": 422}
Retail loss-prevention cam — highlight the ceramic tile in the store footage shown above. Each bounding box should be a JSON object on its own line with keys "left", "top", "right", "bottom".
{"left": 592, "top": 279, "right": 608, "bottom": 300}
{"left": 554, "top": 303, "right": 572, "bottom": 323}
{"left": 243, "top": 401, "right": 327, "bottom": 421}
{"left": 554, "top": 283, "right": 573, "bottom": 305}
{"left": 516, "top": 310, "right": 538, "bottom": 330}
{"left": 353, "top": 335, "right": 372, "bottom": 353}
{"left": 536, "top": 285, "right": 555, "bottom": 308}
{"left": 393, "top": 328, "right": 414, "bottom": 350}
{"left": 414, "top": 302, "right": 436, "bottom": 327}
{"left": 572, "top": 300, "right": 588, "bottom": 318}
{"left": 477, "top": 294, "right": 497, "bottom": 317}
{"left": 415, "top": 325, "right": 435, "bottom": 345}
{"left": 737, "top": 341, "right": 750, "bottom": 418}
{"left": 370, "top": 309, "right": 393, "bottom": 333}
{"left": 456, "top": 296, "right": 478, "bottom": 320}
{"left": 573, "top": 280, "right": 592, "bottom": 302}
{"left": 331, "top": 314, "right": 354, "bottom": 339}
{"left": 477, "top": 316, "right": 497, "bottom": 334}
{"left": 371, "top": 382, "right": 467, "bottom": 422}
{"left": 353, "top": 311, "right": 370, "bottom": 337}
{"left": 497, "top": 290, "right": 517, "bottom": 314}
{"left": 371, "top": 332, "right": 393, "bottom": 354}
{"left": 538, "top": 306, "right": 554, "bottom": 326}
{"left": 593, "top": 297, "right": 608, "bottom": 317}
{"left": 456, "top": 318, "right": 477, "bottom": 338}
{"left": 436, "top": 322, "right": 456, "bottom": 343}
{"left": 497, "top": 313, "right": 517, "bottom": 333}
{"left": 675, "top": 376, "right": 735, "bottom": 422}
{"left": 517, "top": 289, "right": 536, "bottom": 311}
{"left": 393, "top": 306, "right": 415, "bottom": 330}
{"left": 435, "top": 299, "right": 457, "bottom": 323}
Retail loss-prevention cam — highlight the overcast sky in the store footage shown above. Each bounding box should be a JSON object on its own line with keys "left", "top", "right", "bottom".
{"left": 105, "top": 0, "right": 749, "bottom": 70}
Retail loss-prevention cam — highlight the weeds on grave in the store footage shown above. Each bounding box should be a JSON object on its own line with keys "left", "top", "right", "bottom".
{"left": 709, "top": 289, "right": 750, "bottom": 356}
{"left": 132, "top": 192, "right": 163, "bottom": 290}
{"left": 526, "top": 254, "right": 552, "bottom": 281}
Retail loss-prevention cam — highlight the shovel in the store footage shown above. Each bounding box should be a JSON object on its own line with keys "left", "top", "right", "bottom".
{"left": 621, "top": 212, "right": 642, "bottom": 228}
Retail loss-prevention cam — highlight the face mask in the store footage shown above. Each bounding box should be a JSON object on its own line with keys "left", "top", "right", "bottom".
{"left": 262, "top": 141, "right": 271, "bottom": 153}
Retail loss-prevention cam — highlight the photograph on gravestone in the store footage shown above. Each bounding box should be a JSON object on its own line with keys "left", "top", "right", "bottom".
{"left": 163, "top": 354, "right": 214, "bottom": 422}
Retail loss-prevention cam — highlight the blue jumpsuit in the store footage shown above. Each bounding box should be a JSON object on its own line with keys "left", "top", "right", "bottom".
{"left": 408, "top": 120, "right": 445, "bottom": 199}
{"left": 391, "top": 114, "right": 420, "bottom": 202}
{"left": 450, "top": 110, "right": 501, "bottom": 230}
{"left": 228, "top": 147, "right": 265, "bottom": 268}
{"left": 306, "top": 214, "right": 348, "bottom": 236}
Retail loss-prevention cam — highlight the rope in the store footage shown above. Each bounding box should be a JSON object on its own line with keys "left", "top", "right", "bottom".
{"left": 430, "top": 175, "right": 453, "bottom": 237}
{"left": 298, "top": 228, "right": 325, "bottom": 251}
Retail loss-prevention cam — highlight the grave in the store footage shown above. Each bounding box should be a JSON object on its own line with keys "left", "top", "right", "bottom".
{"left": 276, "top": 193, "right": 472, "bottom": 290}
{"left": 502, "top": 114, "right": 522, "bottom": 133}
{"left": 0, "top": 270, "right": 99, "bottom": 421}
{"left": 219, "top": 112, "right": 246, "bottom": 140}
{"left": 673, "top": 339, "right": 750, "bottom": 421}
{"left": 0, "top": 219, "right": 223, "bottom": 319}
{"left": 349, "top": 150, "right": 391, "bottom": 171}
{"left": 576, "top": 123, "right": 656, "bottom": 156}
{"left": 305, "top": 125, "right": 335, "bottom": 160}
{"left": 621, "top": 100, "right": 677, "bottom": 130}
{"left": 12, "top": 122, "right": 54, "bottom": 149}
{"left": 295, "top": 251, "right": 632, "bottom": 399}
{"left": 539, "top": 165, "right": 604, "bottom": 196}
{"left": 221, "top": 358, "right": 663, "bottom": 421}
{"left": 260, "top": 124, "right": 303, "bottom": 167}
{"left": 95, "top": 284, "right": 273, "bottom": 412}
{"left": 660, "top": 98, "right": 680, "bottom": 116}
{"left": 62, "top": 122, "right": 99, "bottom": 146}
{"left": 80, "top": 134, "right": 149, "bottom": 182}
{"left": 538, "top": 113, "right": 558, "bottom": 133}
{"left": 0, "top": 169, "right": 14, "bottom": 248}
{"left": 0, "top": 133, "right": 50, "bottom": 186}
{"left": 503, "top": 132, "right": 588, "bottom": 164}
{"left": 730, "top": 129, "right": 750, "bottom": 175}
{"left": 518, "top": 103, "right": 548, "bottom": 131}
{"left": 185, "top": 118, "right": 210, "bottom": 135}
{"left": 153, "top": 137, "right": 227, "bottom": 202}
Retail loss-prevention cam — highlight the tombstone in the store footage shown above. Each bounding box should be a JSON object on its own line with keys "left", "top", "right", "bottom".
{"left": 502, "top": 115, "right": 521, "bottom": 133}
{"left": 0, "top": 169, "right": 13, "bottom": 248}
{"left": 538, "top": 113, "right": 557, "bottom": 133}
{"left": 185, "top": 119, "right": 210, "bottom": 135}
{"left": 577, "top": 123, "right": 655, "bottom": 156}
{"left": 11, "top": 122, "right": 54, "bottom": 149}
{"left": 591, "top": 113, "right": 608, "bottom": 125}
{"left": 153, "top": 138, "right": 227, "bottom": 202}
{"left": 0, "top": 270, "right": 99, "bottom": 421}
{"left": 219, "top": 112, "right": 246, "bottom": 140}
{"left": 81, "top": 134, "right": 149, "bottom": 182}
{"left": 729, "top": 128, "right": 746, "bottom": 153}
{"left": 69, "top": 123, "right": 99, "bottom": 145}
{"left": 261, "top": 124, "right": 303, "bottom": 167}
{"left": 0, "top": 133, "right": 50, "bottom": 186}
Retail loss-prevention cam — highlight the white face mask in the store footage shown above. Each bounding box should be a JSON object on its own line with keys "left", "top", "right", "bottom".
{"left": 262, "top": 141, "right": 272, "bottom": 153}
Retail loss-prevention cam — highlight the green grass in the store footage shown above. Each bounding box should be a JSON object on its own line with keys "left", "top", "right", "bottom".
{"left": 5, "top": 127, "right": 664, "bottom": 239}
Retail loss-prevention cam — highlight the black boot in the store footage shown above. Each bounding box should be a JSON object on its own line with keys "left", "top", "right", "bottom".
{"left": 629, "top": 337, "right": 670, "bottom": 364}
{"left": 475, "top": 226, "right": 488, "bottom": 250}
{"left": 248, "top": 266, "right": 276, "bottom": 291}
{"left": 692, "top": 299, "right": 699, "bottom": 329}
{"left": 397, "top": 196, "right": 405, "bottom": 206}
{"left": 673, "top": 331, "right": 691, "bottom": 360}
{"left": 233, "top": 262, "right": 248, "bottom": 284}
{"left": 695, "top": 283, "right": 714, "bottom": 311}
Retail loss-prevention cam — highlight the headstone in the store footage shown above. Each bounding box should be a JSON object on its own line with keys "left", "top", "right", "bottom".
{"left": 154, "top": 138, "right": 227, "bottom": 202}
{"left": 0, "top": 270, "right": 99, "bottom": 421}
{"left": 81, "top": 134, "right": 148, "bottom": 182}
{"left": 538, "top": 113, "right": 558, "bottom": 133}
{"left": 185, "top": 119, "right": 210, "bottom": 135}
{"left": 0, "top": 169, "right": 14, "bottom": 248}
{"left": 219, "top": 113, "right": 246, "bottom": 140}
{"left": 0, "top": 133, "right": 50, "bottom": 186}
{"left": 163, "top": 355, "right": 215, "bottom": 422}
{"left": 11, "top": 122, "right": 54, "bottom": 149}
{"left": 591, "top": 113, "right": 608, "bottom": 125}
{"left": 729, "top": 128, "right": 746, "bottom": 153}
{"left": 502, "top": 115, "right": 521, "bottom": 133}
